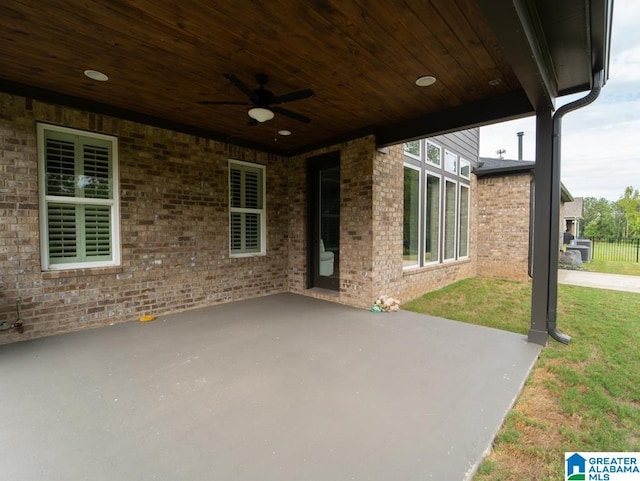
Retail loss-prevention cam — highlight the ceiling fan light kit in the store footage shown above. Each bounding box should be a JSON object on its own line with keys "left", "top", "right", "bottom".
{"left": 200, "top": 73, "right": 314, "bottom": 125}
{"left": 248, "top": 107, "right": 275, "bottom": 122}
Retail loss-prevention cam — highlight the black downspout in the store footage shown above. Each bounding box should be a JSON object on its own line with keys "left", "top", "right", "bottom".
{"left": 547, "top": 70, "right": 605, "bottom": 344}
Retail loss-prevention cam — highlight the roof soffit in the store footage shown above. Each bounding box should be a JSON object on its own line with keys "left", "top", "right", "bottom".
{"left": 475, "top": 0, "right": 557, "bottom": 110}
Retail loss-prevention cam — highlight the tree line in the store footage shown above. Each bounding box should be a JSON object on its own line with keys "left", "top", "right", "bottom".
{"left": 583, "top": 186, "right": 640, "bottom": 239}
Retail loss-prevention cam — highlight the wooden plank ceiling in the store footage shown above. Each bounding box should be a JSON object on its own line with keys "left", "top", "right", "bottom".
{"left": 0, "top": 0, "right": 526, "bottom": 155}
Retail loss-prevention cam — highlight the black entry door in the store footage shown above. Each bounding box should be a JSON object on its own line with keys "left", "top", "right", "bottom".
{"left": 307, "top": 152, "right": 340, "bottom": 291}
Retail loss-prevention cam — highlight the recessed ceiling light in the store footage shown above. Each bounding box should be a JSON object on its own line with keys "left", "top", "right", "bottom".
{"left": 415, "top": 75, "right": 436, "bottom": 87}
{"left": 488, "top": 78, "right": 502, "bottom": 86}
{"left": 84, "top": 69, "right": 109, "bottom": 82}
{"left": 278, "top": 129, "right": 292, "bottom": 136}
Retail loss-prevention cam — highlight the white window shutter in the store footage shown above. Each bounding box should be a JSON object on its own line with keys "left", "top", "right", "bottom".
{"left": 244, "top": 213, "right": 260, "bottom": 251}
{"left": 84, "top": 205, "right": 111, "bottom": 258}
{"left": 82, "top": 143, "right": 111, "bottom": 199}
{"left": 230, "top": 212, "right": 243, "bottom": 251}
{"left": 47, "top": 204, "right": 78, "bottom": 261}
{"left": 45, "top": 138, "right": 76, "bottom": 196}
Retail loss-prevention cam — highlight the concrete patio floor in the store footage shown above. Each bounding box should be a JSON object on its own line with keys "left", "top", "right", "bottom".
{"left": 0, "top": 293, "right": 541, "bottom": 481}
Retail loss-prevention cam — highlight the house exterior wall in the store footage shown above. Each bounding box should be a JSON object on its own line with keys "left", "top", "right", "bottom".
{"left": 1, "top": 93, "right": 480, "bottom": 344}
{"left": 287, "top": 137, "right": 377, "bottom": 308}
{"left": 476, "top": 172, "right": 532, "bottom": 281}
{"left": 430, "top": 129, "right": 479, "bottom": 164}
{"left": 287, "top": 136, "right": 478, "bottom": 309}
{"left": 0, "top": 94, "right": 289, "bottom": 344}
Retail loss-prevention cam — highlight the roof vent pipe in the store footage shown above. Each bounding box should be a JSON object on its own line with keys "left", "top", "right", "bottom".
{"left": 517, "top": 131, "right": 524, "bottom": 160}
{"left": 547, "top": 69, "right": 605, "bottom": 344}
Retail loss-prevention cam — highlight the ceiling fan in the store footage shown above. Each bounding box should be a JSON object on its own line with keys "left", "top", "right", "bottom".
{"left": 199, "top": 73, "right": 314, "bottom": 125}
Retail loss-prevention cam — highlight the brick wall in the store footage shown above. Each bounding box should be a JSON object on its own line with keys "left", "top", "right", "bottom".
{"left": 476, "top": 173, "right": 532, "bottom": 281}
{"left": 288, "top": 141, "right": 479, "bottom": 308}
{"left": 287, "top": 137, "right": 376, "bottom": 308}
{"left": 371, "top": 145, "right": 404, "bottom": 298}
{"left": 1, "top": 92, "right": 484, "bottom": 344}
{"left": 0, "top": 94, "right": 289, "bottom": 344}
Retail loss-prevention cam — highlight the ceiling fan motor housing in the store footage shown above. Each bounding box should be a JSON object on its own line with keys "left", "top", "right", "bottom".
{"left": 200, "top": 73, "right": 313, "bottom": 124}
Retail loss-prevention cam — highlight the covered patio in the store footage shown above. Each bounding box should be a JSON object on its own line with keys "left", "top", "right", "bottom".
{"left": 0, "top": 0, "right": 613, "bottom": 344}
{"left": 0, "top": 294, "right": 541, "bottom": 480}
{"left": 0, "top": 2, "right": 612, "bottom": 475}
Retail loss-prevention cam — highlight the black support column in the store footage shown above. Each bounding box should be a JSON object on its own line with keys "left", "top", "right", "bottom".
{"left": 528, "top": 105, "right": 554, "bottom": 345}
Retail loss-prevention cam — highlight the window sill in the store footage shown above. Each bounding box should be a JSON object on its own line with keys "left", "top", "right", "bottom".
{"left": 402, "top": 258, "right": 471, "bottom": 277}
{"left": 230, "top": 253, "right": 267, "bottom": 258}
{"left": 42, "top": 266, "right": 123, "bottom": 280}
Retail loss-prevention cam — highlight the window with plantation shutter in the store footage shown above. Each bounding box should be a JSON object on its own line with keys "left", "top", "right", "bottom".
{"left": 229, "top": 160, "right": 265, "bottom": 256}
{"left": 38, "top": 124, "right": 120, "bottom": 270}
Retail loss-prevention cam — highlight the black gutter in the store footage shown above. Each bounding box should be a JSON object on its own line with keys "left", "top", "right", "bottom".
{"left": 474, "top": 164, "right": 534, "bottom": 177}
{"left": 547, "top": 69, "right": 605, "bottom": 344}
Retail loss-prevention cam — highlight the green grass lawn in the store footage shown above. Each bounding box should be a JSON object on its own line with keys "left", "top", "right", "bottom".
{"left": 582, "top": 259, "right": 640, "bottom": 276}
{"left": 404, "top": 278, "right": 640, "bottom": 480}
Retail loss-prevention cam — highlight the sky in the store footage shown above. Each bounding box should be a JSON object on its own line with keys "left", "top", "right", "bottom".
{"left": 479, "top": 0, "right": 640, "bottom": 202}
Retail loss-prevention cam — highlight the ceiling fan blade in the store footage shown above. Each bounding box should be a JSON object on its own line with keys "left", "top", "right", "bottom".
{"left": 198, "top": 101, "right": 250, "bottom": 105}
{"left": 272, "top": 106, "right": 311, "bottom": 123}
{"left": 271, "top": 89, "right": 314, "bottom": 105}
{"left": 223, "top": 73, "right": 260, "bottom": 103}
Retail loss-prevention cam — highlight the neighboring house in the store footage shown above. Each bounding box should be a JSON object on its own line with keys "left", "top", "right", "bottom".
{"left": 474, "top": 157, "right": 573, "bottom": 281}
{"left": 564, "top": 198, "right": 584, "bottom": 239}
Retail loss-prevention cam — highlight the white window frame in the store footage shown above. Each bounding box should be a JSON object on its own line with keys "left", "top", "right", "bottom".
{"left": 403, "top": 163, "right": 422, "bottom": 270}
{"left": 458, "top": 183, "right": 470, "bottom": 259}
{"left": 426, "top": 141, "right": 442, "bottom": 167}
{"left": 424, "top": 171, "right": 442, "bottom": 265}
{"left": 444, "top": 149, "right": 458, "bottom": 174}
{"left": 402, "top": 138, "right": 473, "bottom": 269}
{"left": 459, "top": 158, "right": 471, "bottom": 180}
{"left": 229, "top": 159, "right": 266, "bottom": 257}
{"left": 37, "top": 123, "right": 120, "bottom": 271}
{"left": 443, "top": 179, "right": 458, "bottom": 262}
{"left": 403, "top": 140, "right": 421, "bottom": 160}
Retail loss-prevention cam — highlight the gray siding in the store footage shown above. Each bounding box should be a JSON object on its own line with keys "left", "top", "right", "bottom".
{"left": 431, "top": 128, "right": 479, "bottom": 167}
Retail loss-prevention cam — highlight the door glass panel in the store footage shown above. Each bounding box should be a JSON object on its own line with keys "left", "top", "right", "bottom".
{"left": 318, "top": 166, "right": 340, "bottom": 278}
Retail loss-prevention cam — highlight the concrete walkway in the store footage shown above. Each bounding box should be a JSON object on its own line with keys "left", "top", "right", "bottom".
{"left": 0, "top": 293, "right": 541, "bottom": 481}
{"left": 558, "top": 269, "right": 640, "bottom": 293}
